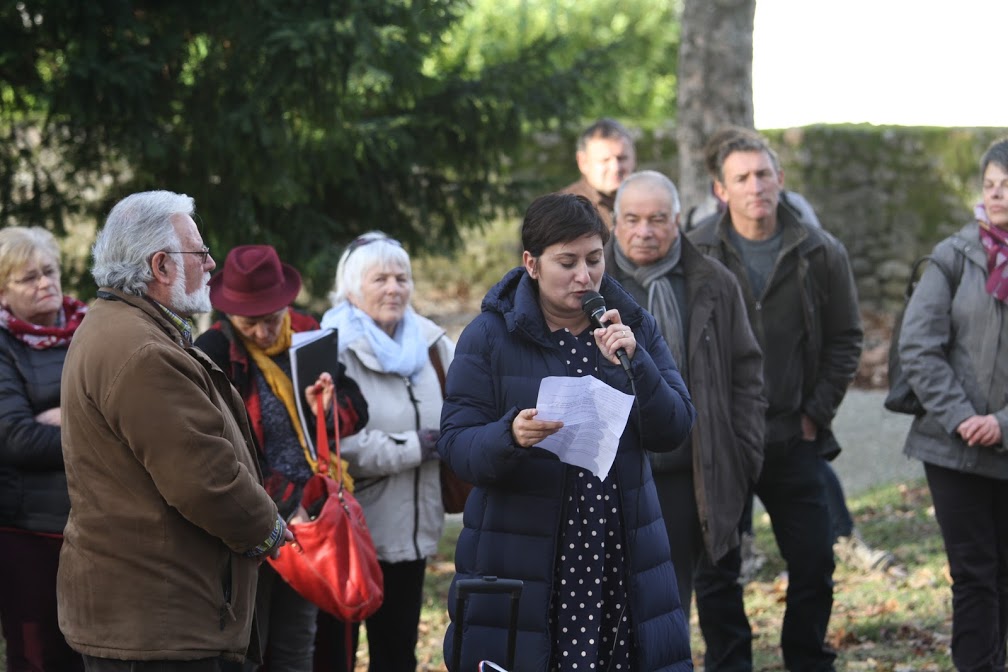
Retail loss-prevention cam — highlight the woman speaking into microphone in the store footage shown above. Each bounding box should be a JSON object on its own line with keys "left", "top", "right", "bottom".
{"left": 438, "top": 193, "right": 696, "bottom": 672}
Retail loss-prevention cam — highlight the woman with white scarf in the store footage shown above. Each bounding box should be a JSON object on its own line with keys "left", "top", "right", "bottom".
{"left": 317, "top": 231, "right": 454, "bottom": 672}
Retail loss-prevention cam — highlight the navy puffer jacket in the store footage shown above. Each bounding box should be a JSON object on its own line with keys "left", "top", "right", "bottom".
{"left": 439, "top": 268, "right": 696, "bottom": 671}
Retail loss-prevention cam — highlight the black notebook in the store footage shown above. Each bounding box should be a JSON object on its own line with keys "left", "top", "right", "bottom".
{"left": 289, "top": 328, "right": 339, "bottom": 460}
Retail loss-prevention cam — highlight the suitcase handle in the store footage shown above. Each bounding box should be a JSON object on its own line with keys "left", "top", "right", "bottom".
{"left": 452, "top": 577, "right": 523, "bottom": 671}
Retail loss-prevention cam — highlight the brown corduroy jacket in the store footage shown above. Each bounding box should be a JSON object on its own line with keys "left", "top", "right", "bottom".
{"left": 559, "top": 176, "right": 616, "bottom": 228}
{"left": 58, "top": 288, "right": 278, "bottom": 662}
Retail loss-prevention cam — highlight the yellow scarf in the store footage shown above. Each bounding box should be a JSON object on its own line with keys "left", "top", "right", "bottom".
{"left": 236, "top": 311, "right": 353, "bottom": 491}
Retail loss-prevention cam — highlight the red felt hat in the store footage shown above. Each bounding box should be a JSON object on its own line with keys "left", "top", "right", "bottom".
{"left": 208, "top": 245, "right": 302, "bottom": 316}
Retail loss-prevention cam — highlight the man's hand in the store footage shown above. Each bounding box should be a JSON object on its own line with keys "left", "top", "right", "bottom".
{"left": 800, "top": 414, "right": 818, "bottom": 442}
{"left": 268, "top": 523, "right": 295, "bottom": 561}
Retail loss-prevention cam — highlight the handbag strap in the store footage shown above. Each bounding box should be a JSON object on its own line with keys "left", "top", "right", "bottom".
{"left": 428, "top": 341, "right": 447, "bottom": 399}
{"left": 315, "top": 392, "right": 344, "bottom": 490}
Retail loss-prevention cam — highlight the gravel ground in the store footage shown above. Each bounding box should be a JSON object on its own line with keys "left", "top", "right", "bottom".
{"left": 829, "top": 388, "right": 921, "bottom": 495}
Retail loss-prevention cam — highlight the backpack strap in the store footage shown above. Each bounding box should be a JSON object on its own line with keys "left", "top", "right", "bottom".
{"left": 917, "top": 235, "right": 968, "bottom": 301}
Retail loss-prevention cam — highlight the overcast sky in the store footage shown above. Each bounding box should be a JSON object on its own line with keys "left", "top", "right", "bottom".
{"left": 753, "top": 0, "right": 1008, "bottom": 129}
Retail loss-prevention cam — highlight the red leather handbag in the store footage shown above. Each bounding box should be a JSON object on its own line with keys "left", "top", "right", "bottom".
{"left": 268, "top": 395, "right": 384, "bottom": 621}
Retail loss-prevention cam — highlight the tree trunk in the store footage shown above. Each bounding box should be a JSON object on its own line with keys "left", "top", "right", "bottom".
{"left": 676, "top": 0, "right": 755, "bottom": 216}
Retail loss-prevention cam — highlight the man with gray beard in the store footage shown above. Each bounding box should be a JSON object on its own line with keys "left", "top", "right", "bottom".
{"left": 58, "top": 191, "right": 290, "bottom": 671}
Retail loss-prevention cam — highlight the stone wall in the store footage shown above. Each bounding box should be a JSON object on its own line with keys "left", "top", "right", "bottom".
{"left": 771, "top": 126, "right": 1007, "bottom": 311}
{"left": 516, "top": 124, "right": 1008, "bottom": 312}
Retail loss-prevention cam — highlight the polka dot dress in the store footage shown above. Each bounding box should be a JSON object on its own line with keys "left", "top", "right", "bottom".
{"left": 548, "top": 328, "right": 633, "bottom": 671}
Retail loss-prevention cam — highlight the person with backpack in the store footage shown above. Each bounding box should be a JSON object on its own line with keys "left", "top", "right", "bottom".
{"left": 897, "top": 137, "right": 1008, "bottom": 671}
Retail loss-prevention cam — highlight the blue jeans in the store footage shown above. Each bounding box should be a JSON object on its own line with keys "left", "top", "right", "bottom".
{"left": 925, "top": 462, "right": 1008, "bottom": 672}
{"left": 820, "top": 460, "right": 854, "bottom": 541}
{"left": 695, "top": 437, "right": 836, "bottom": 671}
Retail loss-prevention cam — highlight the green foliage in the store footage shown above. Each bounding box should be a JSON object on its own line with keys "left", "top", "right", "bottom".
{"left": 0, "top": 0, "right": 604, "bottom": 298}
{"left": 433, "top": 0, "right": 682, "bottom": 126}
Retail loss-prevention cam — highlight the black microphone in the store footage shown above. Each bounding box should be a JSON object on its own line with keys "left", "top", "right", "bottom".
{"left": 580, "top": 290, "right": 632, "bottom": 377}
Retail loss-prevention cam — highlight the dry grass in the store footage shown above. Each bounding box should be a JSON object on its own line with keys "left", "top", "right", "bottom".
{"left": 407, "top": 478, "right": 953, "bottom": 671}
{"left": 0, "top": 483, "right": 951, "bottom": 671}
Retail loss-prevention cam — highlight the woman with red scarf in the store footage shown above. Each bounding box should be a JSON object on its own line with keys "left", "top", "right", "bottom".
{"left": 898, "top": 137, "right": 1008, "bottom": 671}
{"left": 0, "top": 226, "right": 87, "bottom": 671}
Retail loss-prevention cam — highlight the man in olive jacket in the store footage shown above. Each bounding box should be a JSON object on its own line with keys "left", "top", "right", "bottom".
{"left": 606, "top": 171, "right": 766, "bottom": 661}
{"left": 688, "top": 134, "right": 863, "bottom": 671}
{"left": 59, "top": 191, "right": 290, "bottom": 669}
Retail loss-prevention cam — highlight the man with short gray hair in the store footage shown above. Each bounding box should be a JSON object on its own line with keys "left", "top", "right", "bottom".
{"left": 689, "top": 132, "right": 863, "bottom": 670}
{"left": 59, "top": 190, "right": 290, "bottom": 670}
{"left": 561, "top": 118, "right": 637, "bottom": 228}
{"left": 608, "top": 171, "right": 766, "bottom": 667}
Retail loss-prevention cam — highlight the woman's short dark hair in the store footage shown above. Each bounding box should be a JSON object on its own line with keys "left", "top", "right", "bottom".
{"left": 980, "top": 138, "right": 1008, "bottom": 178}
{"left": 521, "top": 194, "right": 610, "bottom": 258}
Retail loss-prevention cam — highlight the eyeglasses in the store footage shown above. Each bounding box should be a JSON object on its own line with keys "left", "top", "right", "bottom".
{"left": 166, "top": 246, "right": 211, "bottom": 264}
{"left": 345, "top": 234, "right": 402, "bottom": 257}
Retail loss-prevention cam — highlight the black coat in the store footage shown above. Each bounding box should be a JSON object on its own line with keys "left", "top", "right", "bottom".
{"left": 688, "top": 203, "right": 863, "bottom": 446}
{"left": 0, "top": 328, "right": 71, "bottom": 533}
{"left": 607, "top": 237, "right": 766, "bottom": 561}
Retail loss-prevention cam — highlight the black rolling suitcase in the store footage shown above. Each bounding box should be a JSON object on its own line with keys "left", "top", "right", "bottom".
{"left": 450, "top": 576, "right": 523, "bottom": 672}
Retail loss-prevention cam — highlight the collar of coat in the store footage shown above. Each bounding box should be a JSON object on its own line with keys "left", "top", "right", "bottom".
{"left": 96, "top": 288, "right": 193, "bottom": 349}
{"left": 481, "top": 266, "right": 646, "bottom": 347}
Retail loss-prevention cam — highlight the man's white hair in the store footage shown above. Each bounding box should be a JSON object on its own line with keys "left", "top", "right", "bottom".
{"left": 613, "top": 170, "right": 681, "bottom": 218}
{"left": 91, "top": 191, "right": 194, "bottom": 296}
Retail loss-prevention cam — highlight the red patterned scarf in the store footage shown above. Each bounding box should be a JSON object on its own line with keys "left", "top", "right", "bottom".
{"left": 0, "top": 295, "right": 88, "bottom": 349}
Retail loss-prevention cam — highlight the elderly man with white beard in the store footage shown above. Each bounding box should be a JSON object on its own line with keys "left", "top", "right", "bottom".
{"left": 58, "top": 191, "right": 290, "bottom": 672}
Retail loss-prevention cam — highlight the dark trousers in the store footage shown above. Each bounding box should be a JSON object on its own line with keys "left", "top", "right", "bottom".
{"left": 740, "top": 459, "right": 853, "bottom": 545}
{"left": 695, "top": 438, "right": 836, "bottom": 671}
{"left": 925, "top": 462, "right": 1008, "bottom": 672}
{"left": 654, "top": 470, "right": 704, "bottom": 615}
{"left": 819, "top": 460, "right": 854, "bottom": 541}
{"left": 0, "top": 529, "right": 83, "bottom": 672}
{"left": 314, "top": 558, "right": 427, "bottom": 672}
{"left": 246, "top": 563, "right": 318, "bottom": 672}
{"left": 84, "top": 657, "right": 224, "bottom": 672}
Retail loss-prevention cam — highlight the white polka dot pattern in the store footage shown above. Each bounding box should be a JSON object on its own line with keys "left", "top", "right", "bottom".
{"left": 546, "top": 327, "right": 632, "bottom": 670}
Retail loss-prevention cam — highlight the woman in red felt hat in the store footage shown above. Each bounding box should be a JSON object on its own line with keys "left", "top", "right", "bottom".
{"left": 194, "top": 244, "right": 369, "bottom": 672}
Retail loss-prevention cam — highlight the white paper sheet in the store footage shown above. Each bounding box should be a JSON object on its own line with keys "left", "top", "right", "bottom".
{"left": 533, "top": 376, "right": 634, "bottom": 481}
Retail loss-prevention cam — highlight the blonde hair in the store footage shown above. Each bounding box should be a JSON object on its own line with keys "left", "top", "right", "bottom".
{"left": 0, "top": 226, "right": 61, "bottom": 287}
